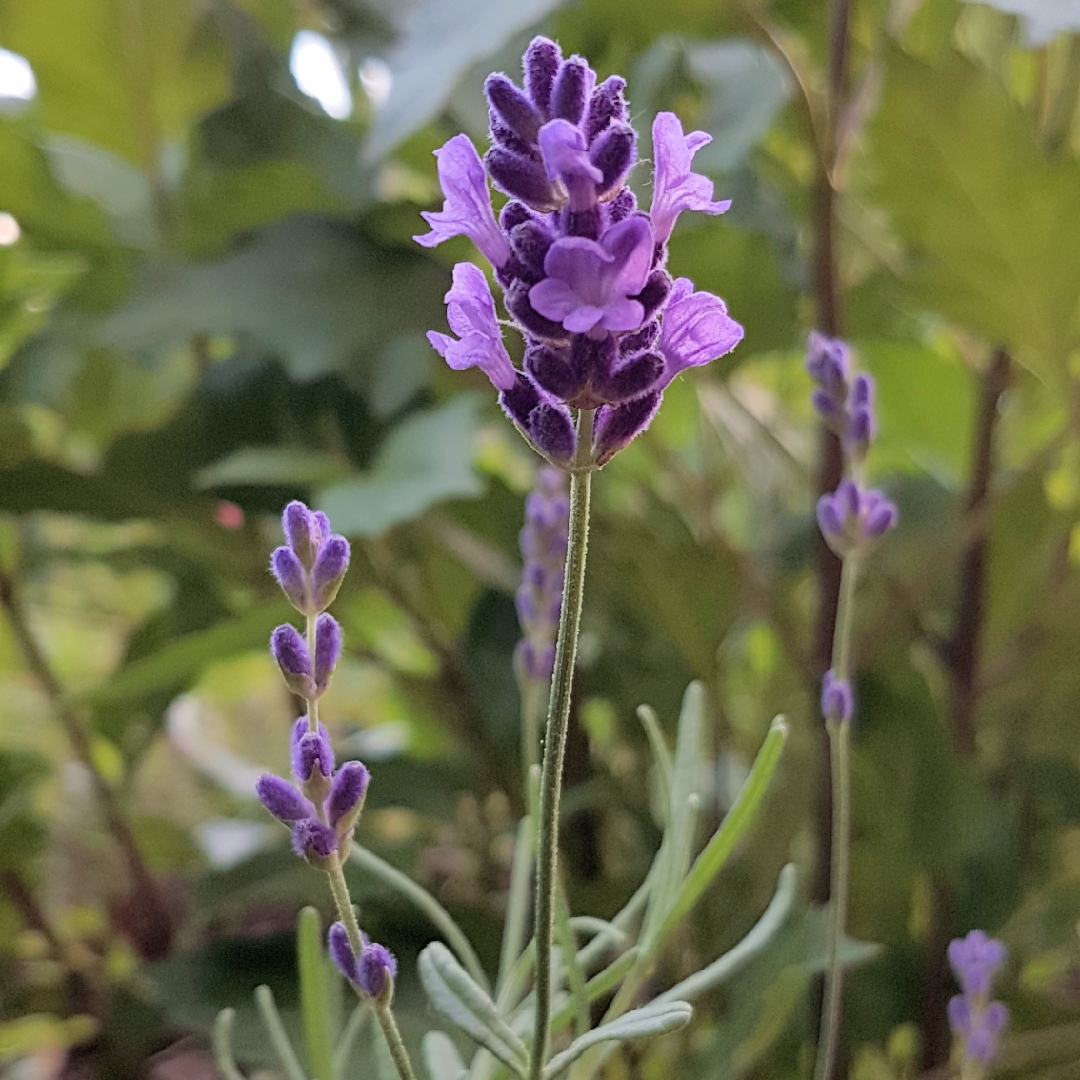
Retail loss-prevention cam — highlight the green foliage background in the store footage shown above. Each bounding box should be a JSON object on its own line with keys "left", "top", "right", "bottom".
{"left": 0, "top": 0, "right": 1078, "bottom": 1076}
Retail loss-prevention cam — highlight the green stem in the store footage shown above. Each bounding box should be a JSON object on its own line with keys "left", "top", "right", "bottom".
{"left": 375, "top": 1003, "right": 418, "bottom": 1080}
{"left": 814, "top": 553, "right": 860, "bottom": 1080}
{"left": 530, "top": 410, "right": 594, "bottom": 1080}
{"left": 306, "top": 612, "right": 319, "bottom": 732}
{"left": 325, "top": 859, "right": 418, "bottom": 1080}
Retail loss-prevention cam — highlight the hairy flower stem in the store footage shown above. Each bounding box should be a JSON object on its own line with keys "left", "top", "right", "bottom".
{"left": 305, "top": 613, "right": 319, "bottom": 732}
{"left": 531, "top": 410, "right": 594, "bottom": 1080}
{"left": 326, "top": 859, "right": 417, "bottom": 1080}
{"left": 815, "top": 553, "right": 859, "bottom": 1080}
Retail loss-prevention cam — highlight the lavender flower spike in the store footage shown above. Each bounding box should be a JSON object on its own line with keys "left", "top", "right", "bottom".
{"left": 358, "top": 942, "right": 397, "bottom": 1001}
{"left": 413, "top": 134, "right": 511, "bottom": 269}
{"left": 427, "top": 262, "right": 517, "bottom": 391}
{"left": 649, "top": 112, "right": 731, "bottom": 244}
{"left": 657, "top": 278, "right": 744, "bottom": 388}
{"left": 817, "top": 479, "right": 898, "bottom": 557}
{"left": 948, "top": 931, "right": 1009, "bottom": 1070}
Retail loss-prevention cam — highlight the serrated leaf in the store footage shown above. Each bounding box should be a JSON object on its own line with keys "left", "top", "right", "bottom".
{"left": 541, "top": 1001, "right": 693, "bottom": 1079}
{"left": 318, "top": 396, "right": 484, "bottom": 537}
{"left": 417, "top": 942, "right": 527, "bottom": 1077}
{"left": 421, "top": 1031, "right": 467, "bottom": 1080}
{"left": 869, "top": 49, "right": 1080, "bottom": 380}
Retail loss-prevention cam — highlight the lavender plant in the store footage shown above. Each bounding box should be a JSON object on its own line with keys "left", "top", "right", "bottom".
{"left": 806, "top": 333, "right": 898, "bottom": 1080}
{"left": 948, "top": 931, "right": 1009, "bottom": 1079}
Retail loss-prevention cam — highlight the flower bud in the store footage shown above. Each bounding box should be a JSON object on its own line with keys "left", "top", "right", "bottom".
{"left": 271, "top": 546, "right": 309, "bottom": 613}
{"left": 291, "top": 817, "right": 338, "bottom": 863}
{"left": 817, "top": 480, "right": 898, "bottom": 557}
{"left": 283, "top": 501, "right": 321, "bottom": 570}
{"left": 256, "top": 774, "right": 312, "bottom": 822}
{"left": 358, "top": 942, "right": 397, "bottom": 1002}
{"left": 291, "top": 717, "right": 335, "bottom": 785}
{"left": 314, "top": 613, "right": 343, "bottom": 693}
{"left": 327, "top": 760, "right": 370, "bottom": 833}
{"left": 311, "top": 536, "right": 350, "bottom": 612}
{"left": 328, "top": 921, "right": 359, "bottom": 983}
{"left": 821, "top": 671, "right": 853, "bottom": 725}
{"left": 270, "top": 624, "right": 316, "bottom": 698}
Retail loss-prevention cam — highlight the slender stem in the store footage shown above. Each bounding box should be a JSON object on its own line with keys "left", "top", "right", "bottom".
{"left": 306, "top": 612, "right": 319, "bottom": 732}
{"left": 530, "top": 410, "right": 594, "bottom": 1080}
{"left": 0, "top": 570, "right": 173, "bottom": 960}
{"left": 375, "top": 1003, "right": 418, "bottom": 1080}
{"left": 815, "top": 554, "right": 859, "bottom": 1080}
{"left": 325, "top": 858, "right": 418, "bottom": 1080}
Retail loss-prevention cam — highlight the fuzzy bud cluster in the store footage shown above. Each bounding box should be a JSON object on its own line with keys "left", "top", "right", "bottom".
{"left": 415, "top": 36, "right": 744, "bottom": 469}
{"left": 514, "top": 467, "right": 570, "bottom": 682}
{"left": 258, "top": 501, "right": 371, "bottom": 866}
{"left": 328, "top": 922, "right": 398, "bottom": 1003}
{"left": 947, "top": 930, "right": 1009, "bottom": 1069}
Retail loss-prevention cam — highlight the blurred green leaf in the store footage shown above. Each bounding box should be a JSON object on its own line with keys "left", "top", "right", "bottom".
{"left": 870, "top": 49, "right": 1080, "bottom": 380}
{"left": 195, "top": 446, "right": 350, "bottom": 490}
{"left": 319, "top": 396, "right": 484, "bottom": 536}
{"left": 297, "top": 907, "right": 336, "bottom": 1080}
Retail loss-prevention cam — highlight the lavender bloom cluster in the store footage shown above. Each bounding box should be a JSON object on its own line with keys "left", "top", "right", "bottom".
{"left": 948, "top": 931, "right": 1009, "bottom": 1069}
{"left": 259, "top": 501, "right": 397, "bottom": 998}
{"left": 808, "top": 333, "right": 899, "bottom": 723}
{"left": 415, "top": 37, "right": 744, "bottom": 467}
{"left": 515, "top": 467, "right": 570, "bottom": 682}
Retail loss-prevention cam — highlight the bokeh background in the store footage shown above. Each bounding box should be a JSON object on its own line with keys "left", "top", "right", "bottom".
{"left": 0, "top": 0, "right": 1079, "bottom": 1077}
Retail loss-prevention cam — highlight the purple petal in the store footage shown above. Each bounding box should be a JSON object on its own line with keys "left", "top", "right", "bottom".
{"left": 538, "top": 119, "right": 601, "bottom": 211}
{"left": 256, "top": 774, "right": 312, "bottom": 823}
{"left": 271, "top": 546, "right": 308, "bottom": 612}
{"left": 328, "top": 922, "right": 359, "bottom": 983}
{"left": 429, "top": 262, "right": 517, "bottom": 391}
{"left": 311, "top": 535, "right": 350, "bottom": 611}
{"left": 649, "top": 112, "right": 731, "bottom": 244}
{"left": 357, "top": 942, "right": 397, "bottom": 999}
{"left": 282, "top": 501, "right": 319, "bottom": 569}
{"left": 413, "top": 134, "right": 511, "bottom": 269}
{"left": 947, "top": 994, "right": 971, "bottom": 1035}
{"left": 524, "top": 37, "right": 562, "bottom": 118}
{"left": 658, "top": 278, "right": 743, "bottom": 384}
{"left": 326, "top": 760, "right": 371, "bottom": 828}
{"left": 291, "top": 717, "right": 335, "bottom": 782}
{"left": 291, "top": 817, "right": 338, "bottom": 860}
{"left": 314, "top": 613, "right": 343, "bottom": 692}
{"left": 270, "top": 624, "right": 313, "bottom": 698}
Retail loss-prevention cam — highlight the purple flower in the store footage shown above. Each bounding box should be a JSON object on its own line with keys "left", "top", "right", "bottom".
{"left": 311, "top": 535, "right": 350, "bottom": 612}
{"left": 271, "top": 546, "right": 308, "bottom": 613}
{"left": 529, "top": 216, "right": 653, "bottom": 335}
{"left": 271, "top": 624, "right": 316, "bottom": 699}
{"left": 415, "top": 38, "right": 741, "bottom": 467}
{"left": 658, "top": 278, "right": 744, "bottom": 387}
{"left": 947, "top": 932, "right": 1009, "bottom": 1069}
{"left": 538, "top": 119, "right": 602, "bottom": 211}
{"left": 358, "top": 942, "right": 397, "bottom": 1000}
{"left": 514, "top": 468, "right": 569, "bottom": 683}
{"left": 271, "top": 501, "right": 350, "bottom": 616}
{"left": 283, "top": 501, "right": 328, "bottom": 570}
{"left": 821, "top": 670, "right": 853, "bottom": 725}
{"left": 649, "top": 112, "right": 731, "bottom": 245}
{"left": 413, "top": 134, "right": 511, "bottom": 269}
{"left": 327, "top": 760, "right": 370, "bottom": 830}
{"left": 949, "top": 931, "right": 1007, "bottom": 998}
{"left": 427, "top": 262, "right": 517, "bottom": 391}
{"left": 817, "top": 480, "right": 898, "bottom": 557}
{"left": 314, "top": 613, "right": 343, "bottom": 693}
{"left": 256, "top": 774, "right": 312, "bottom": 822}
{"left": 806, "top": 334, "right": 879, "bottom": 462}
{"left": 328, "top": 921, "right": 359, "bottom": 983}
{"left": 291, "top": 717, "right": 335, "bottom": 784}
{"left": 291, "top": 817, "right": 338, "bottom": 861}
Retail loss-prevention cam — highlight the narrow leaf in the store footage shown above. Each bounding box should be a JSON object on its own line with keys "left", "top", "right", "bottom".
{"left": 297, "top": 907, "right": 336, "bottom": 1080}
{"left": 652, "top": 715, "right": 788, "bottom": 952}
{"left": 212, "top": 1009, "right": 246, "bottom": 1080}
{"left": 255, "top": 985, "right": 309, "bottom": 1080}
{"left": 555, "top": 887, "right": 590, "bottom": 1038}
{"left": 497, "top": 817, "right": 534, "bottom": 1005}
{"left": 332, "top": 1004, "right": 367, "bottom": 1080}
{"left": 421, "top": 1031, "right": 467, "bottom": 1080}
{"left": 636, "top": 704, "right": 672, "bottom": 820}
{"left": 551, "top": 949, "right": 640, "bottom": 1037}
{"left": 658, "top": 863, "right": 797, "bottom": 1004}
{"left": 541, "top": 1001, "right": 693, "bottom": 1079}
{"left": 418, "top": 943, "right": 528, "bottom": 1076}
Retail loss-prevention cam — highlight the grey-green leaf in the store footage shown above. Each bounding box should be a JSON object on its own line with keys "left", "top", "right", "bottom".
{"left": 541, "top": 1001, "right": 693, "bottom": 1079}
{"left": 421, "top": 1031, "right": 467, "bottom": 1080}
{"left": 417, "top": 943, "right": 528, "bottom": 1076}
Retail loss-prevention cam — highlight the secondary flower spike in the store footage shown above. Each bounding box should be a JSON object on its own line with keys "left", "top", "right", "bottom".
{"left": 947, "top": 931, "right": 1009, "bottom": 1070}
{"left": 415, "top": 37, "right": 743, "bottom": 468}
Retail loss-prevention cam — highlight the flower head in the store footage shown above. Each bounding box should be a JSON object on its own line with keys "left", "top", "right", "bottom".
{"left": 415, "top": 37, "right": 740, "bottom": 467}
{"left": 358, "top": 942, "right": 397, "bottom": 1000}
{"left": 947, "top": 931, "right": 1009, "bottom": 1071}
{"left": 817, "top": 480, "right": 898, "bottom": 557}
{"left": 949, "top": 931, "right": 1008, "bottom": 998}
